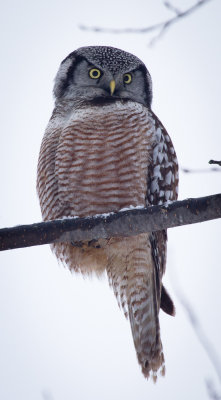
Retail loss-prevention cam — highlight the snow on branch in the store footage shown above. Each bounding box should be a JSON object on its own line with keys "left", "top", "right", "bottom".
{"left": 79, "top": 0, "right": 214, "bottom": 46}
{"left": 0, "top": 193, "right": 220, "bottom": 252}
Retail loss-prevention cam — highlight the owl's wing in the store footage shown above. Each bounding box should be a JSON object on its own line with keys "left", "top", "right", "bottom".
{"left": 146, "top": 110, "right": 179, "bottom": 316}
{"left": 150, "top": 231, "right": 175, "bottom": 316}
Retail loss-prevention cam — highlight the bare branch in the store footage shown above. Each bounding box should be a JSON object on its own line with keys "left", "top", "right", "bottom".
{"left": 209, "top": 160, "right": 221, "bottom": 167}
{"left": 172, "top": 281, "right": 221, "bottom": 382}
{"left": 181, "top": 167, "right": 221, "bottom": 173}
{"left": 205, "top": 380, "right": 221, "bottom": 399}
{"left": 163, "top": 1, "right": 181, "bottom": 15}
{"left": 179, "top": 159, "right": 221, "bottom": 174}
{"left": 0, "top": 193, "right": 220, "bottom": 252}
{"left": 79, "top": 0, "right": 214, "bottom": 46}
{"left": 170, "top": 264, "right": 221, "bottom": 386}
{"left": 42, "top": 390, "right": 54, "bottom": 400}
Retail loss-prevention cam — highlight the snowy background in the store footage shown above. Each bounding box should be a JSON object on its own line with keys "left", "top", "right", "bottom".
{"left": 0, "top": 0, "right": 221, "bottom": 399}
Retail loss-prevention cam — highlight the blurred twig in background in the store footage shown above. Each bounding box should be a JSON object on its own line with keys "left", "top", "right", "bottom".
{"left": 170, "top": 266, "right": 221, "bottom": 398}
{"left": 172, "top": 282, "right": 221, "bottom": 382}
{"left": 42, "top": 390, "right": 54, "bottom": 400}
{"left": 205, "top": 379, "right": 221, "bottom": 400}
{"left": 181, "top": 168, "right": 221, "bottom": 174}
{"left": 181, "top": 160, "right": 221, "bottom": 174}
{"left": 79, "top": 0, "right": 214, "bottom": 46}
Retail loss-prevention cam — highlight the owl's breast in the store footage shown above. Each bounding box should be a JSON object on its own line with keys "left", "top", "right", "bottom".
{"left": 55, "top": 101, "right": 154, "bottom": 218}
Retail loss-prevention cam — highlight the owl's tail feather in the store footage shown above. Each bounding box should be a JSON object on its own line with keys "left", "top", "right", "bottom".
{"left": 106, "top": 234, "right": 165, "bottom": 380}
{"left": 127, "top": 264, "right": 165, "bottom": 380}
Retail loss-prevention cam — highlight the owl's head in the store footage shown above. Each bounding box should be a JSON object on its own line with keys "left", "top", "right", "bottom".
{"left": 53, "top": 46, "right": 152, "bottom": 108}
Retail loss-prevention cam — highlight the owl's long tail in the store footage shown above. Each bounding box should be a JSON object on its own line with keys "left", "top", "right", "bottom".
{"left": 127, "top": 260, "right": 165, "bottom": 380}
{"left": 106, "top": 233, "right": 165, "bottom": 380}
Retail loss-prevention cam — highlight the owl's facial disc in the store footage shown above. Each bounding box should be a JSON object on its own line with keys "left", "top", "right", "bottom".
{"left": 80, "top": 62, "right": 148, "bottom": 106}
{"left": 53, "top": 46, "right": 153, "bottom": 107}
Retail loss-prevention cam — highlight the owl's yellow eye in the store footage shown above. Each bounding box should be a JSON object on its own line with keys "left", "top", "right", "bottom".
{"left": 123, "top": 73, "right": 132, "bottom": 84}
{"left": 89, "top": 68, "right": 101, "bottom": 79}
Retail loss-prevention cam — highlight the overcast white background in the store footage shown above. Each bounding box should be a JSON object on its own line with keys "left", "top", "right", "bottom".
{"left": 0, "top": 0, "right": 221, "bottom": 399}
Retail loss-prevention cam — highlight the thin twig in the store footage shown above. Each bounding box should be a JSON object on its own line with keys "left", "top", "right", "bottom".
{"left": 176, "top": 289, "right": 221, "bottom": 382}
{"left": 170, "top": 267, "right": 221, "bottom": 384}
{"left": 79, "top": 0, "right": 214, "bottom": 46}
{"left": 163, "top": 1, "right": 181, "bottom": 15}
{"left": 42, "top": 391, "right": 54, "bottom": 400}
{"left": 209, "top": 160, "right": 221, "bottom": 167}
{"left": 181, "top": 167, "right": 221, "bottom": 173}
{"left": 0, "top": 193, "right": 220, "bottom": 251}
{"left": 205, "top": 379, "right": 221, "bottom": 399}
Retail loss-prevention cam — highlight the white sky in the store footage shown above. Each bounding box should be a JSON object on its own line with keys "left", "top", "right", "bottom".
{"left": 0, "top": 1, "right": 221, "bottom": 399}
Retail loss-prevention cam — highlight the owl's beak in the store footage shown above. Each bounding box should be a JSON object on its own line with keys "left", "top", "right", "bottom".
{"left": 109, "top": 80, "right": 116, "bottom": 96}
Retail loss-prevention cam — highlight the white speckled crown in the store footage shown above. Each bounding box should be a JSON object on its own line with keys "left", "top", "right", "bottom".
{"left": 74, "top": 46, "right": 143, "bottom": 74}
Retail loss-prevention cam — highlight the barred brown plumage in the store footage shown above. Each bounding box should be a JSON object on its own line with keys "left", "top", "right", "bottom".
{"left": 37, "top": 46, "right": 178, "bottom": 380}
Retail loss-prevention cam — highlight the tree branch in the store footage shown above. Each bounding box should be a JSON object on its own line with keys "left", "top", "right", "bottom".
{"left": 163, "top": 1, "right": 181, "bottom": 16}
{"left": 209, "top": 160, "right": 221, "bottom": 167}
{"left": 181, "top": 160, "right": 221, "bottom": 173}
{"left": 171, "top": 272, "right": 221, "bottom": 382}
{"left": 205, "top": 380, "right": 221, "bottom": 399}
{"left": 181, "top": 167, "right": 221, "bottom": 173}
{"left": 170, "top": 262, "right": 221, "bottom": 396}
{"left": 0, "top": 193, "right": 220, "bottom": 252}
{"left": 79, "top": 0, "right": 214, "bottom": 46}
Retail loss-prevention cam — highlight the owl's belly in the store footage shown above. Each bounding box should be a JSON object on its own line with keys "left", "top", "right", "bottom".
{"left": 55, "top": 101, "right": 153, "bottom": 218}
